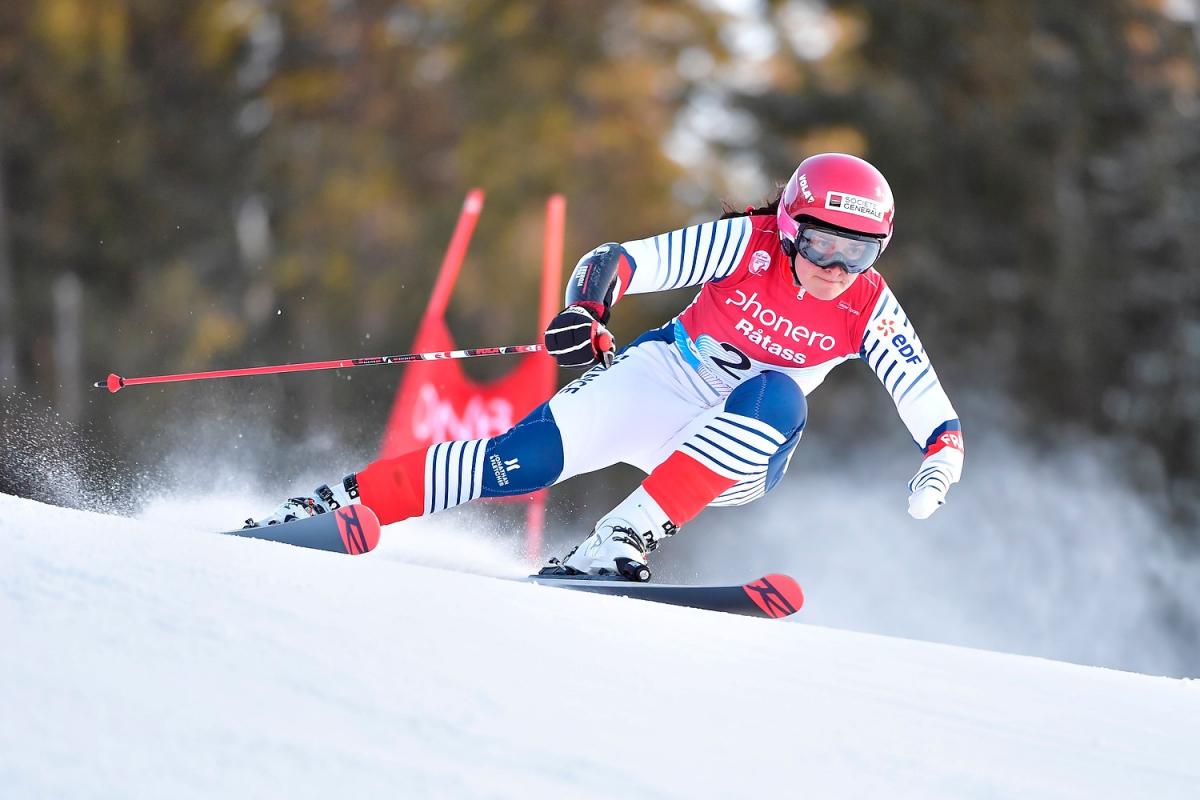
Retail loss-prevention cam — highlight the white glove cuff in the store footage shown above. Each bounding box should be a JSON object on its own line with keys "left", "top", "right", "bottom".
{"left": 908, "top": 446, "right": 963, "bottom": 493}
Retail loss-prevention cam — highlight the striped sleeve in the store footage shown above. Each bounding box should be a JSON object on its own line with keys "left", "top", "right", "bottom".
{"left": 859, "top": 287, "right": 961, "bottom": 454}
{"left": 619, "top": 217, "right": 752, "bottom": 295}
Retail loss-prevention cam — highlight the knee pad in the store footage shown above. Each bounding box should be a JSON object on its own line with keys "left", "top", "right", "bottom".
{"left": 724, "top": 372, "right": 807, "bottom": 439}
{"left": 481, "top": 402, "right": 565, "bottom": 496}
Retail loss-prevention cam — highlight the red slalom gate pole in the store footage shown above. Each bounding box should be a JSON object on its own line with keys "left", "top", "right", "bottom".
{"left": 94, "top": 343, "right": 545, "bottom": 394}
{"left": 524, "top": 193, "right": 567, "bottom": 563}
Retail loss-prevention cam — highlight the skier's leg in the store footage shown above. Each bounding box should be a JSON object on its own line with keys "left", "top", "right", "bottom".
{"left": 353, "top": 401, "right": 566, "bottom": 524}
{"left": 561, "top": 370, "right": 806, "bottom": 577}
{"left": 248, "top": 335, "right": 709, "bottom": 527}
{"left": 248, "top": 402, "right": 570, "bottom": 528}
{"left": 351, "top": 338, "right": 711, "bottom": 524}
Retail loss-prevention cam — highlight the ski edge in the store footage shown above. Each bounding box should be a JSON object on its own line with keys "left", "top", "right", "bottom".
{"left": 527, "top": 572, "right": 804, "bottom": 619}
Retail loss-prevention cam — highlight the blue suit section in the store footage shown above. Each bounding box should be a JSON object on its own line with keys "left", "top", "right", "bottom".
{"left": 480, "top": 401, "right": 565, "bottom": 497}
{"left": 724, "top": 371, "right": 807, "bottom": 493}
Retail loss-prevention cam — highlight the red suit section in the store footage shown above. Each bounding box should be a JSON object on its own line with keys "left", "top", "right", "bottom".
{"left": 357, "top": 447, "right": 428, "bottom": 525}
{"left": 642, "top": 451, "right": 738, "bottom": 526}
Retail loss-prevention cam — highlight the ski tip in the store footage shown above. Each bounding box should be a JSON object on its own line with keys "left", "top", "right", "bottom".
{"left": 336, "top": 505, "right": 381, "bottom": 555}
{"left": 743, "top": 573, "right": 805, "bottom": 619}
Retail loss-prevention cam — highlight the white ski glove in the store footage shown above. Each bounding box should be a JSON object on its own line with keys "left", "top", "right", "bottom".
{"left": 907, "top": 444, "right": 963, "bottom": 520}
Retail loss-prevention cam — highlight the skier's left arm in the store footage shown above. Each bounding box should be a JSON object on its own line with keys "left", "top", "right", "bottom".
{"left": 858, "top": 287, "right": 964, "bottom": 520}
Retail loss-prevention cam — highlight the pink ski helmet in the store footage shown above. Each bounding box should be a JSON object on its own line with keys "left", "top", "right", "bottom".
{"left": 777, "top": 153, "right": 896, "bottom": 259}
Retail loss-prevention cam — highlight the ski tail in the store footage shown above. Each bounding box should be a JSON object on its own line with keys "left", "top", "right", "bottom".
{"left": 220, "top": 505, "right": 381, "bottom": 555}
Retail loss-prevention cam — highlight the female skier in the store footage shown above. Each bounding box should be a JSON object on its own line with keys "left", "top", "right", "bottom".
{"left": 249, "top": 153, "right": 964, "bottom": 581}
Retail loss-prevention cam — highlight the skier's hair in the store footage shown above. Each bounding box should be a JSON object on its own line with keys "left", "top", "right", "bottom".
{"left": 718, "top": 191, "right": 782, "bottom": 220}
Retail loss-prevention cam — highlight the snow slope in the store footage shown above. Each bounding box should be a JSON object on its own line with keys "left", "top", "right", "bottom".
{"left": 1, "top": 493, "right": 1197, "bottom": 800}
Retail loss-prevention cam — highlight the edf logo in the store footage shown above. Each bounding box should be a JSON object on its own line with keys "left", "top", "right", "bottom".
{"left": 891, "top": 333, "right": 922, "bottom": 364}
{"left": 877, "top": 319, "right": 922, "bottom": 364}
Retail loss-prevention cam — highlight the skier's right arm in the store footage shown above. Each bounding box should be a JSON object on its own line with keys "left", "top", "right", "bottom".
{"left": 544, "top": 242, "right": 624, "bottom": 369}
{"left": 545, "top": 218, "right": 753, "bottom": 369}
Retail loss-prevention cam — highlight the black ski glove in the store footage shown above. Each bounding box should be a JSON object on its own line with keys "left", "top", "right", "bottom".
{"left": 544, "top": 305, "right": 615, "bottom": 370}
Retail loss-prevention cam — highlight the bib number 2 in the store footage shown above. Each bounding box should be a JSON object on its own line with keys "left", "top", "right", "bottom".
{"left": 710, "top": 343, "right": 751, "bottom": 381}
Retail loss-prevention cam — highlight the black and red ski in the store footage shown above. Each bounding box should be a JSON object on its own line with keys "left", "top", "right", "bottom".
{"left": 218, "top": 505, "right": 381, "bottom": 555}
{"left": 528, "top": 572, "right": 804, "bottom": 619}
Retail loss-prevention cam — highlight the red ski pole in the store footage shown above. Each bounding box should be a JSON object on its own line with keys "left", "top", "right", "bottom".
{"left": 94, "top": 343, "right": 546, "bottom": 394}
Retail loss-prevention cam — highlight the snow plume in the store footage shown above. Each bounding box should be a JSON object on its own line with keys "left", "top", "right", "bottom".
{"left": 0, "top": 390, "right": 133, "bottom": 514}
{"left": 134, "top": 402, "right": 531, "bottom": 579}
{"left": 0, "top": 382, "right": 527, "bottom": 580}
{"left": 138, "top": 488, "right": 531, "bottom": 580}
{"left": 373, "top": 509, "right": 531, "bottom": 579}
{"left": 666, "top": 429, "right": 1200, "bottom": 678}
{"left": 139, "top": 502, "right": 526, "bottom": 586}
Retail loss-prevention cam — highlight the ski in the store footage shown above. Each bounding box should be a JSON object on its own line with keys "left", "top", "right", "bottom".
{"left": 218, "top": 505, "right": 381, "bottom": 555}
{"left": 527, "top": 572, "right": 804, "bottom": 619}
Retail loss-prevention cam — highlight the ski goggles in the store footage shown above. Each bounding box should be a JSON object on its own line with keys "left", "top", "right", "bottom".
{"left": 789, "top": 222, "right": 883, "bottom": 274}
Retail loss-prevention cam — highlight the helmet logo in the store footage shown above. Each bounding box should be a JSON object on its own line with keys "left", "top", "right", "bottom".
{"left": 826, "top": 191, "right": 885, "bottom": 222}
{"left": 798, "top": 173, "right": 814, "bottom": 203}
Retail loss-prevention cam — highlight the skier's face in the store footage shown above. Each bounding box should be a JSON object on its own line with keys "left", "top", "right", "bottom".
{"left": 790, "top": 253, "right": 860, "bottom": 300}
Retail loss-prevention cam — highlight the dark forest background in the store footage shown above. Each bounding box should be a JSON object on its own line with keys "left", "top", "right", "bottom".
{"left": 1, "top": 1, "right": 1197, "bottom": 537}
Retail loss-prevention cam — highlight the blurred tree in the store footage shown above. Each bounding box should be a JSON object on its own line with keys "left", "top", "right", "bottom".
{"left": 0, "top": 1, "right": 259, "bottom": 449}
{"left": 236, "top": 0, "right": 732, "bottom": 442}
{"left": 254, "top": 0, "right": 728, "bottom": 357}
{"left": 0, "top": 0, "right": 733, "bottom": 495}
{"left": 0, "top": 125, "right": 16, "bottom": 394}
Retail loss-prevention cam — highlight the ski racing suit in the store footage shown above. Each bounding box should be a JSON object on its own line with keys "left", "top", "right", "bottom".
{"left": 352, "top": 213, "right": 964, "bottom": 536}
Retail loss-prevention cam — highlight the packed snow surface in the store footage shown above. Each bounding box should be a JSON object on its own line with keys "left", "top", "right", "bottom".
{"left": 1, "top": 493, "right": 1197, "bottom": 799}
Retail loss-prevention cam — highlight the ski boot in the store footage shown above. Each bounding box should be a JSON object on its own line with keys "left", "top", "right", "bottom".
{"left": 540, "top": 487, "right": 677, "bottom": 582}
{"left": 244, "top": 474, "right": 360, "bottom": 528}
